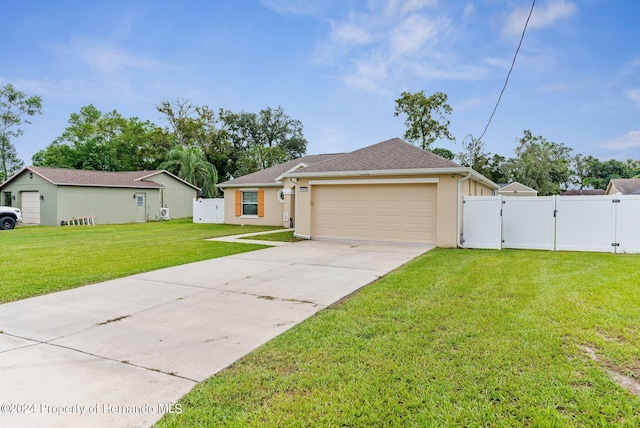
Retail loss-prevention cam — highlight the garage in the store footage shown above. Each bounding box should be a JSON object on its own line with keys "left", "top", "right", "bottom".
{"left": 218, "top": 138, "right": 499, "bottom": 247}
{"left": 312, "top": 183, "right": 437, "bottom": 245}
{"left": 21, "top": 191, "right": 41, "bottom": 224}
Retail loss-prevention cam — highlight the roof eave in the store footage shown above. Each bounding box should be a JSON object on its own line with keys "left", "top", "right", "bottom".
{"left": 217, "top": 182, "right": 283, "bottom": 189}
{"left": 55, "top": 183, "right": 164, "bottom": 189}
{"left": 138, "top": 170, "right": 201, "bottom": 191}
{"left": 274, "top": 162, "right": 309, "bottom": 182}
{"left": 283, "top": 167, "right": 499, "bottom": 189}
{"left": 1, "top": 166, "right": 56, "bottom": 188}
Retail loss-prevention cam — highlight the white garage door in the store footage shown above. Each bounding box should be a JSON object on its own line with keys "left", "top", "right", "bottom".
{"left": 21, "top": 191, "right": 41, "bottom": 224}
{"left": 312, "top": 184, "right": 436, "bottom": 244}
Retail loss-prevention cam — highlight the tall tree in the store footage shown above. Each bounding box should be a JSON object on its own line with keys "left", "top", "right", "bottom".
{"left": 34, "top": 105, "right": 165, "bottom": 171}
{"left": 457, "top": 135, "right": 490, "bottom": 172}
{"left": 507, "top": 130, "right": 572, "bottom": 195}
{"left": 160, "top": 146, "right": 218, "bottom": 197}
{"left": 431, "top": 147, "right": 455, "bottom": 160}
{"left": 0, "top": 83, "right": 43, "bottom": 181}
{"left": 157, "top": 99, "right": 231, "bottom": 180}
{"left": 456, "top": 136, "right": 510, "bottom": 184}
{"left": 394, "top": 90, "right": 454, "bottom": 150}
{"left": 572, "top": 155, "right": 640, "bottom": 190}
{"left": 220, "top": 106, "right": 307, "bottom": 176}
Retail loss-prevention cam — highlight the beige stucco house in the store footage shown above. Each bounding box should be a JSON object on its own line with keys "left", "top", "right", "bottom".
{"left": 495, "top": 182, "right": 538, "bottom": 196}
{"left": 0, "top": 166, "right": 199, "bottom": 225}
{"left": 218, "top": 138, "right": 498, "bottom": 247}
{"left": 605, "top": 178, "right": 640, "bottom": 195}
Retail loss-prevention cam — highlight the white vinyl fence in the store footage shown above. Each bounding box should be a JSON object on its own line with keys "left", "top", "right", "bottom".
{"left": 462, "top": 195, "right": 640, "bottom": 253}
{"left": 193, "top": 198, "right": 225, "bottom": 223}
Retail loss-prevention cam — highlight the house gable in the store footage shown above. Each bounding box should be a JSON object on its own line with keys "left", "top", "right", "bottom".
{"left": 606, "top": 178, "right": 640, "bottom": 195}
{"left": 496, "top": 182, "right": 538, "bottom": 196}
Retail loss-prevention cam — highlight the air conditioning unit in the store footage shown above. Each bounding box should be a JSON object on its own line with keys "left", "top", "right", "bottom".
{"left": 160, "top": 207, "right": 170, "bottom": 220}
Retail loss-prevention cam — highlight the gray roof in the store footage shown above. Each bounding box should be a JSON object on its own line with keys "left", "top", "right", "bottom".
{"left": 560, "top": 189, "right": 606, "bottom": 196}
{"left": 2, "top": 166, "right": 199, "bottom": 190}
{"left": 218, "top": 138, "right": 498, "bottom": 189}
{"left": 218, "top": 154, "right": 343, "bottom": 187}
{"left": 296, "top": 138, "right": 460, "bottom": 174}
{"left": 609, "top": 178, "right": 640, "bottom": 195}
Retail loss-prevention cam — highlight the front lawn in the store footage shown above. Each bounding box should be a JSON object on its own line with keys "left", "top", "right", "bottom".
{"left": 0, "top": 220, "right": 279, "bottom": 303}
{"left": 158, "top": 249, "right": 640, "bottom": 427}
{"left": 240, "top": 230, "right": 299, "bottom": 242}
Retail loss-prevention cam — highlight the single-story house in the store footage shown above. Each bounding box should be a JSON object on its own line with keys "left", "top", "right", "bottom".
{"left": 495, "top": 182, "right": 538, "bottom": 197}
{"left": 605, "top": 178, "right": 640, "bottom": 195}
{"left": 218, "top": 138, "right": 498, "bottom": 247}
{"left": 0, "top": 166, "right": 199, "bottom": 225}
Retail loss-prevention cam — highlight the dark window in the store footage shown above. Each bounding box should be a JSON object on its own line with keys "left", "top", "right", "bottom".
{"left": 242, "top": 191, "right": 258, "bottom": 215}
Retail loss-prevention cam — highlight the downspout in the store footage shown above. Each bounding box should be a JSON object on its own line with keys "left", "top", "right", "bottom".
{"left": 456, "top": 171, "right": 471, "bottom": 248}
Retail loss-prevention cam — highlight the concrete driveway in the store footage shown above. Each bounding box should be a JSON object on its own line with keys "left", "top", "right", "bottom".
{"left": 0, "top": 238, "right": 430, "bottom": 427}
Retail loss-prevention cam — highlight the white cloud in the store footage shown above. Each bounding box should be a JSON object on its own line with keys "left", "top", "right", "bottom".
{"left": 313, "top": 3, "right": 457, "bottom": 93}
{"left": 390, "top": 14, "right": 448, "bottom": 56}
{"left": 503, "top": 0, "right": 577, "bottom": 35}
{"left": 383, "top": 0, "right": 438, "bottom": 16}
{"left": 463, "top": 3, "right": 475, "bottom": 18}
{"left": 340, "top": 56, "right": 391, "bottom": 94}
{"left": 41, "top": 38, "right": 172, "bottom": 103}
{"left": 627, "top": 88, "right": 640, "bottom": 106}
{"left": 58, "top": 39, "right": 162, "bottom": 75}
{"left": 600, "top": 130, "right": 640, "bottom": 150}
{"left": 331, "top": 21, "right": 372, "bottom": 45}
{"left": 260, "top": 0, "right": 324, "bottom": 16}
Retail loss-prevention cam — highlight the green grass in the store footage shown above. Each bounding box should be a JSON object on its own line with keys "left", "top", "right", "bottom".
{"left": 0, "top": 220, "right": 280, "bottom": 303}
{"left": 240, "top": 230, "right": 299, "bottom": 242}
{"left": 157, "top": 249, "right": 640, "bottom": 427}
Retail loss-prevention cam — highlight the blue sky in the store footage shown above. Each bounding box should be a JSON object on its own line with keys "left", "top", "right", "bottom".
{"left": 2, "top": 0, "right": 639, "bottom": 166}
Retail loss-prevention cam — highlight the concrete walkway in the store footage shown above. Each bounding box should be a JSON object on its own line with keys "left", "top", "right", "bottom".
{"left": 0, "top": 237, "right": 430, "bottom": 427}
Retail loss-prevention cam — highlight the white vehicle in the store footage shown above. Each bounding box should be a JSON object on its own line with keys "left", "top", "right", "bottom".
{"left": 0, "top": 206, "right": 22, "bottom": 230}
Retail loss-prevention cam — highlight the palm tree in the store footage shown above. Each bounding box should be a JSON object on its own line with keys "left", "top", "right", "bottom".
{"left": 160, "top": 146, "right": 219, "bottom": 197}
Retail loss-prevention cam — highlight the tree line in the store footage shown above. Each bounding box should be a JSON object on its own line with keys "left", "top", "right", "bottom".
{"left": 1, "top": 84, "right": 308, "bottom": 197}
{"left": 395, "top": 90, "right": 640, "bottom": 195}
{"left": 31, "top": 100, "right": 308, "bottom": 197}
{"left": 2, "top": 82, "right": 638, "bottom": 197}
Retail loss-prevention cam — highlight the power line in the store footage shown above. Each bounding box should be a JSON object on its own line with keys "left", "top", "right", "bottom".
{"left": 478, "top": 0, "right": 536, "bottom": 142}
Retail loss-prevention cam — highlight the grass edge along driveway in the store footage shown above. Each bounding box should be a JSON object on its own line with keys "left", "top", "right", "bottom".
{"left": 157, "top": 248, "right": 640, "bottom": 427}
{"left": 0, "top": 220, "right": 280, "bottom": 303}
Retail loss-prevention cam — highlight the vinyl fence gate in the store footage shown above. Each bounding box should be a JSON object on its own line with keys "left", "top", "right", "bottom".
{"left": 462, "top": 195, "right": 640, "bottom": 253}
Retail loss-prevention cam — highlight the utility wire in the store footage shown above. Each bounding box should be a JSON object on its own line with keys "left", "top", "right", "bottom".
{"left": 478, "top": 0, "right": 536, "bottom": 142}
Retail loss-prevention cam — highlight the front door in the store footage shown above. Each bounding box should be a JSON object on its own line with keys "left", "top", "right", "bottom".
{"left": 134, "top": 193, "right": 146, "bottom": 222}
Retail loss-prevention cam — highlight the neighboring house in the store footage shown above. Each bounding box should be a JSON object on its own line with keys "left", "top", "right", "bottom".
{"left": 0, "top": 166, "right": 199, "bottom": 226}
{"left": 495, "top": 182, "right": 538, "bottom": 197}
{"left": 218, "top": 138, "right": 498, "bottom": 247}
{"left": 605, "top": 178, "right": 640, "bottom": 195}
{"left": 560, "top": 189, "right": 606, "bottom": 196}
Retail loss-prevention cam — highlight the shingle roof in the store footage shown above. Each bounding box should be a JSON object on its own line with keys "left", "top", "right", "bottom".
{"left": 217, "top": 138, "right": 497, "bottom": 188}
{"left": 8, "top": 166, "right": 198, "bottom": 189}
{"left": 296, "top": 138, "right": 461, "bottom": 174}
{"left": 609, "top": 178, "right": 640, "bottom": 195}
{"left": 218, "top": 154, "right": 343, "bottom": 187}
{"left": 560, "top": 189, "right": 606, "bottom": 196}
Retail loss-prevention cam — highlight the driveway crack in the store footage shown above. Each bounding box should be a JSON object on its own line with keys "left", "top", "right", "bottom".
{"left": 0, "top": 331, "right": 198, "bottom": 382}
